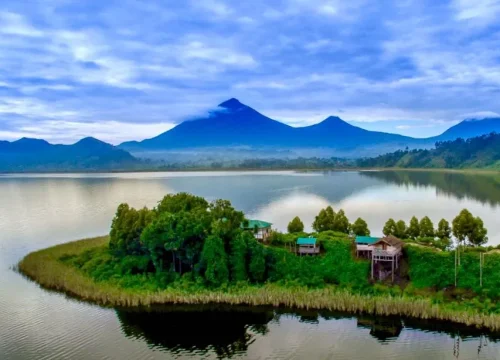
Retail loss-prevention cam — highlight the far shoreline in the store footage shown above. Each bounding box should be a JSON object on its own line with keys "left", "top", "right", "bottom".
{"left": 2, "top": 167, "right": 500, "bottom": 176}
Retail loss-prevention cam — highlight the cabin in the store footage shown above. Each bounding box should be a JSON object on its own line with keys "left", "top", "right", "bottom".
{"left": 241, "top": 220, "right": 272, "bottom": 242}
{"left": 355, "top": 235, "right": 403, "bottom": 282}
{"left": 371, "top": 236, "right": 403, "bottom": 282}
{"left": 296, "top": 237, "right": 320, "bottom": 255}
{"left": 355, "top": 236, "right": 380, "bottom": 258}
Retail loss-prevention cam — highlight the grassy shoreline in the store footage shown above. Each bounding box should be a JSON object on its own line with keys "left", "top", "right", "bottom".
{"left": 18, "top": 236, "right": 500, "bottom": 331}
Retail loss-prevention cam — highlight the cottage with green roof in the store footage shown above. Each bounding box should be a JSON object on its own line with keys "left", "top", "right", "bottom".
{"left": 355, "top": 236, "right": 380, "bottom": 258}
{"left": 241, "top": 219, "right": 273, "bottom": 242}
{"left": 296, "top": 237, "right": 319, "bottom": 255}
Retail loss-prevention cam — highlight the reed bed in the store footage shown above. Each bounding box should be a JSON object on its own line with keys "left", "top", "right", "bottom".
{"left": 18, "top": 236, "right": 500, "bottom": 331}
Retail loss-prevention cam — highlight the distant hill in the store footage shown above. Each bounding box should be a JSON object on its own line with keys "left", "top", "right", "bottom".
{"left": 357, "top": 133, "right": 500, "bottom": 169}
{"left": 0, "top": 137, "right": 140, "bottom": 172}
{"left": 119, "top": 98, "right": 420, "bottom": 158}
{"left": 433, "top": 117, "right": 500, "bottom": 141}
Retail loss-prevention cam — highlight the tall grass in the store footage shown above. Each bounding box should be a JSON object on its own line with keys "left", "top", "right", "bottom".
{"left": 18, "top": 236, "right": 500, "bottom": 331}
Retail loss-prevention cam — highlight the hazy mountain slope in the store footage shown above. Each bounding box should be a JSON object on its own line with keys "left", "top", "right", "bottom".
{"left": 357, "top": 133, "right": 500, "bottom": 169}
{"left": 434, "top": 118, "right": 500, "bottom": 141}
{"left": 0, "top": 137, "right": 140, "bottom": 172}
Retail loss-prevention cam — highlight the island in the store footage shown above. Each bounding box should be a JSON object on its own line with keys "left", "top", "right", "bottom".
{"left": 18, "top": 193, "right": 500, "bottom": 331}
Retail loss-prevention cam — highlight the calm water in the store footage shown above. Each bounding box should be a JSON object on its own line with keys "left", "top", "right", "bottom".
{"left": 1, "top": 170, "right": 500, "bottom": 359}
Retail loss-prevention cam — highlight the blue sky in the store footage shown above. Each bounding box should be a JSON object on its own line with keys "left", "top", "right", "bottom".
{"left": 1, "top": 0, "right": 500, "bottom": 144}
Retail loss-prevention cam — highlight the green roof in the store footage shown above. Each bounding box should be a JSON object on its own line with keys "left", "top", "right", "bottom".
{"left": 297, "top": 237, "right": 317, "bottom": 245}
{"left": 355, "top": 236, "right": 380, "bottom": 244}
{"left": 241, "top": 219, "right": 273, "bottom": 229}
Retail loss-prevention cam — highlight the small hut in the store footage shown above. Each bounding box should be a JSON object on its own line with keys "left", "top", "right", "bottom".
{"left": 296, "top": 237, "right": 320, "bottom": 255}
{"left": 241, "top": 220, "right": 273, "bottom": 242}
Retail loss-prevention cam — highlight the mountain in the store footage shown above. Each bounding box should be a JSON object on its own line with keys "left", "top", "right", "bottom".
{"left": 120, "top": 98, "right": 419, "bottom": 157}
{"left": 298, "top": 116, "right": 412, "bottom": 146}
{"left": 357, "top": 133, "right": 500, "bottom": 169}
{"left": 121, "top": 98, "right": 296, "bottom": 150}
{"left": 0, "top": 137, "right": 140, "bottom": 172}
{"left": 434, "top": 117, "right": 500, "bottom": 141}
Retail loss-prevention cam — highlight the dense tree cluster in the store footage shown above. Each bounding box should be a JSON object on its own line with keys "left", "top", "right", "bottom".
{"left": 312, "top": 206, "right": 351, "bottom": 233}
{"left": 382, "top": 209, "right": 487, "bottom": 249}
{"left": 109, "top": 193, "right": 267, "bottom": 286}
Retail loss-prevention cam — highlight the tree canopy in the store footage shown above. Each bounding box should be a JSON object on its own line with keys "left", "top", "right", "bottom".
{"left": 383, "top": 218, "right": 397, "bottom": 236}
{"left": 351, "top": 218, "right": 370, "bottom": 236}
{"left": 407, "top": 216, "right": 420, "bottom": 239}
{"left": 419, "top": 216, "right": 435, "bottom": 238}
{"left": 108, "top": 192, "right": 259, "bottom": 286}
{"left": 452, "top": 209, "right": 488, "bottom": 246}
{"left": 287, "top": 216, "right": 304, "bottom": 233}
{"left": 312, "top": 206, "right": 351, "bottom": 234}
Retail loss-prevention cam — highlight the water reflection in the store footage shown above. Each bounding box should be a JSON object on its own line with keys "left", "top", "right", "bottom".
{"left": 115, "top": 306, "right": 500, "bottom": 359}
{"left": 116, "top": 306, "right": 275, "bottom": 358}
{"left": 360, "top": 170, "right": 500, "bottom": 207}
{"left": 357, "top": 316, "right": 403, "bottom": 343}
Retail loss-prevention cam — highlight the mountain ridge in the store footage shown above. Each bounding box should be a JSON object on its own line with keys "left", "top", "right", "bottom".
{"left": 3, "top": 99, "right": 500, "bottom": 165}
{"left": 120, "top": 99, "right": 419, "bottom": 155}
{"left": 0, "top": 137, "right": 139, "bottom": 172}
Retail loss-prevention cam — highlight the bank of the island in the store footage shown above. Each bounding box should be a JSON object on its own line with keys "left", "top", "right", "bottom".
{"left": 18, "top": 193, "right": 500, "bottom": 331}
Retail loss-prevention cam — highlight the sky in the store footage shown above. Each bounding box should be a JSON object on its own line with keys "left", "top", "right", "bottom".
{"left": 1, "top": 0, "right": 500, "bottom": 144}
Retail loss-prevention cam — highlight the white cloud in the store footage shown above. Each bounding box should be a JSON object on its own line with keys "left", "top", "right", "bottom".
{"left": 462, "top": 111, "right": 500, "bottom": 119}
{"left": 192, "top": 0, "right": 232, "bottom": 17}
{"left": 453, "top": 0, "right": 500, "bottom": 22}
{"left": 180, "top": 41, "right": 257, "bottom": 68}
{"left": 0, "top": 97, "right": 79, "bottom": 120}
{"left": 0, "top": 12, "right": 43, "bottom": 37}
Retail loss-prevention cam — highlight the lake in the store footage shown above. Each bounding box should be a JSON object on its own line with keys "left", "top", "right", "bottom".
{"left": 1, "top": 170, "right": 500, "bottom": 359}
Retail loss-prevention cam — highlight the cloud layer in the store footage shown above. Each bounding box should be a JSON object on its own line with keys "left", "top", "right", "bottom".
{"left": 1, "top": 0, "right": 500, "bottom": 143}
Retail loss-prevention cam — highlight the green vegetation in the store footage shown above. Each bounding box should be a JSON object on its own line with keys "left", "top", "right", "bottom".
{"left": 357, "top": 133, "right": 500, "bottom": 169}
{"left": 452, "top": 209, "right": 488, "bottom": 247}
{"left": 287, "top": 216, "right": 304, "bottom": 233}
{"left": 312, "top": 206, "right": 350, "bottom": 233}
{"left": 351, "top": 218, "right": 370, "bottom": 236}
{"left": 17, "top": 193, "right": 500, "bottom": 331}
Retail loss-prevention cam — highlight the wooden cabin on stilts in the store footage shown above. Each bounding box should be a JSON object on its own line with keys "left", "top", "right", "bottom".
{"left": 355, "top": 235, "right": 403, "bottom": 282}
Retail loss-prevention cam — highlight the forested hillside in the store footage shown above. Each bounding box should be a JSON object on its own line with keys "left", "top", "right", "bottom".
{"left": 357, "top": 133, "right": 500, "bottom": 169}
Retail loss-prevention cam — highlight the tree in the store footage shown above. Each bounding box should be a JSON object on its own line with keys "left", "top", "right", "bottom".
{"left": 383, "top": 219, "right": 397, "bottom": 236}
{"left": 287, "top": 216, "right": 304, "bottom": 233}
{"left": 395, "top": 220, "right": 407, "bottom": 239}
{"left": 436, "top": 219, "right": 451, "bottom": 240}
{"left": 248, "top": 238, "right": 266, "bottom": 282}
{"left": 141, "top": 212, "right": 176, "bottom": 273}
{"left": 110, "top": 204, "right": 155, "bottom": 255}
{"left": 452, "top": 209, "right": 488, "bottom": 246}
{"left": 333, "top": 209, "right": 350, "bottom": 233}
{"left": 229, "top": 232, "right": 250, "bottom": 282}
{"left": 351, "top": 218, "right": 370, "bottom": 236}
{"left": 419, "top": 216, "right": 435, "bottom": 238}
{"left": 209, "top": 199, "right": 245, "bottom": 246}
{"left": 407, "top": 216, "right": 420, "bottom": 239}
{"left": 201, "top": 235, "right": 229, "bottom": 286}
{"left": 141, "top": 208, "right": 211, "bottom": 273}
{"left": 312, "top": 206, "right": 336, "bottom": 232}
{"left": 156, "top": 192, "right": 208, "bottom": 214}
